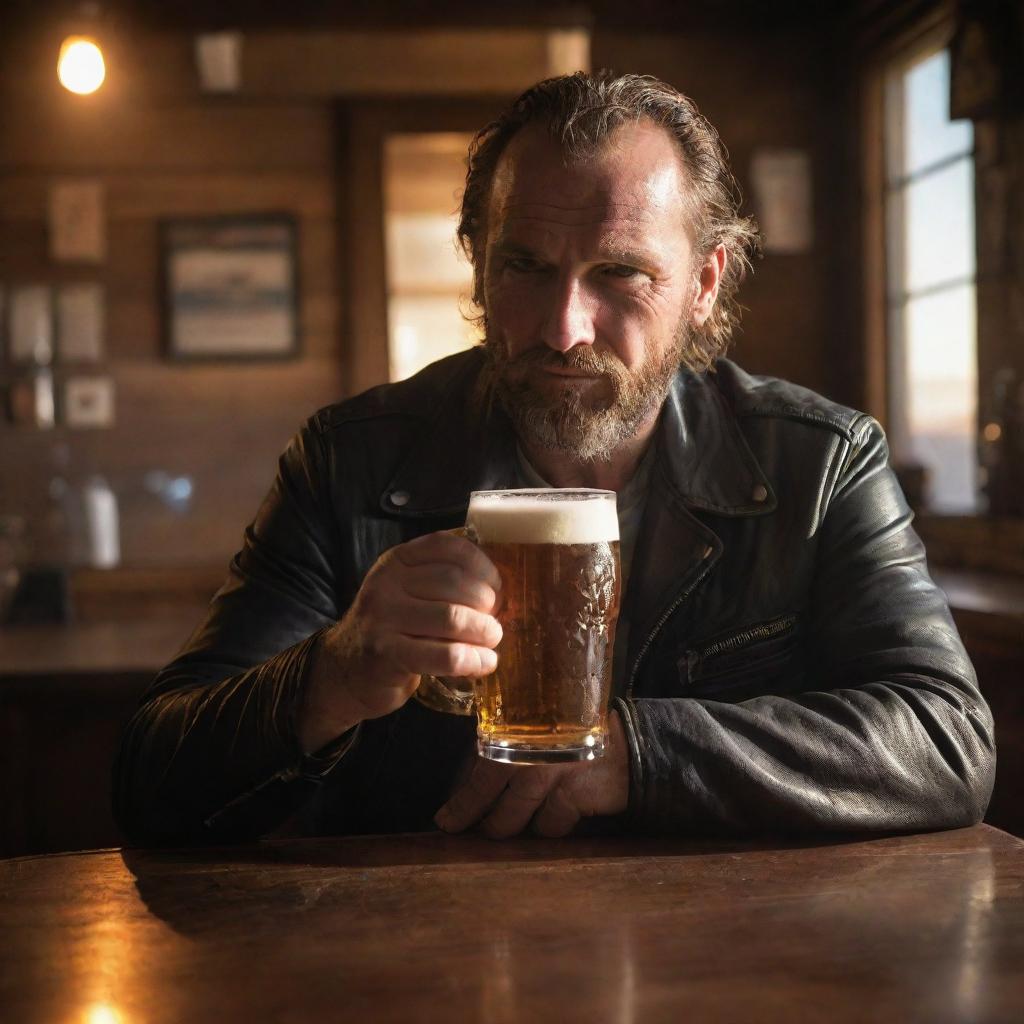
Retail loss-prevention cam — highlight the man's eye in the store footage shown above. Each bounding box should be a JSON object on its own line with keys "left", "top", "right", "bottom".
{"left": 505, "top": 256, "right": 543, "bottom": 273}
{"left": 602, "top": 264, "right": 642, "bottom": 279}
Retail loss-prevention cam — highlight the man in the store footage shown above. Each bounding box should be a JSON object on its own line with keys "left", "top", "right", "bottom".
{"left": 114, "top": 72, "right": 994, "bottom": 845}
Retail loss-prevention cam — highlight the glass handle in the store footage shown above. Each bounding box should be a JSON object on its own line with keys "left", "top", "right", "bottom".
{"left": 414, "top": 674, "right": 477, "bottom": 716}
{"left": 411, "top": 524, "right": 482, "bottom": 716}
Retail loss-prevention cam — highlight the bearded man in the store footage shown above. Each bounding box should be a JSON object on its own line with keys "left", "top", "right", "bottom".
{"left": 114, "top": 72, "right": 993, "bottom": 845}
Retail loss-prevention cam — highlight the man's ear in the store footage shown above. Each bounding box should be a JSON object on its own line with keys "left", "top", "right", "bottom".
{"left": 692, "top": 244, "right": 727, "bottom": 327}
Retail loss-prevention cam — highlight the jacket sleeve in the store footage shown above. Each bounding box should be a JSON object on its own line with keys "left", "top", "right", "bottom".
{"left": 615, "top": 418, "right": 996, "bottom": 835}
{"left": 113, "top": 419, "right": 358, "bottom": 846}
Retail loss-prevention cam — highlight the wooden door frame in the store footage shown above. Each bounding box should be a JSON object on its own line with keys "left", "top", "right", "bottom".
{"left": 335, "top": 97, "right": 507, "bottom": 398}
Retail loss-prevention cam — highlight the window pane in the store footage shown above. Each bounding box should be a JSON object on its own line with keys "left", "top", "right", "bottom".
{"left": 387, "top": 213, "right": 472, "bottom": 291}
{"left": 389, "top": 295, "right": 480, "bottom": 382}
{"left": 904, "top": 157, "right": 975, "bottom": 294}
{"left": 903, "top": 284, "right": 978, "bottom": 512}
{"left": 904, "top": 50, "right": 972, "bottom": 175}
{"left": 384, "top": 132, "right": 477, "bottom": 382}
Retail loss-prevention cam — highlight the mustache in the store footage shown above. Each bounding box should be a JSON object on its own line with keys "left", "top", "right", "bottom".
{"left": 500, "top": 345, "right": 623, "bottom": 376}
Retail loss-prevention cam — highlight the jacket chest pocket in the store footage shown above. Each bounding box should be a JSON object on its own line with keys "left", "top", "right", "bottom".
{"left": 679, "top": 614, "right": 802, "bottom": 698}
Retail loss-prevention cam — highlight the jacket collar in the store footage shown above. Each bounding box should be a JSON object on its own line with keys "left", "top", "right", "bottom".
{"left": 379, "top": 352, "right": 776, "bottom": 519}
{"left": 653, "top": 367, "right": 777, "bottom": 517}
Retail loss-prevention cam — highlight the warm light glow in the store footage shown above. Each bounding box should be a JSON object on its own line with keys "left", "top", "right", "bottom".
{"left": 983, "top": 422, "right": 1002, "bottom": 443}
{"left": 58, "top": 37, "right": 106, "bottom": 95}
{"left": 84, "top": 1003, "right": 123, "bottom": 1024}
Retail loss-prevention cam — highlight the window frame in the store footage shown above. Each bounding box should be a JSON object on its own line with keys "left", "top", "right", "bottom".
{"left": 882, "top": 46, "right": 978, "bottom": 511}
{"left": 860, "top": 16, "right": 990, "bottom": 513}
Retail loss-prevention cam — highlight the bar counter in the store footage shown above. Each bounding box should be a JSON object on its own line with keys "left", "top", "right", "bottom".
{"left": 1, "top": 826, "right": 1021, "bottom": 1023}
{"left": 1, "top": 565, "right": 1021, "bottom": 855}
{"left": 1, "top": 567, "right": 1017, "bottom": 679}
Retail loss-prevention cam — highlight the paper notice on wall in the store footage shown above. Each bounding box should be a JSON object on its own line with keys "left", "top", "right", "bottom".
{"left": 64, "top": 376, "right": 115, "bottom": 429}
{"left": 57, "top": 283, "right": 105, "bottom": 362}
{"left": 8, "top": 285, "right": 53, "bottom": 364}
{"left": 49, "top": 180, "right": 106, "bottom": 263}
{"left": 749, "top": 149, "right": 814, "bottom": 255}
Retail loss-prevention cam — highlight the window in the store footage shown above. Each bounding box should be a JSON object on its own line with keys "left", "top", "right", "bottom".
{"left": 383, "top": 132, "right": 481, "bottom": 382}
{"left": 885, "top": 49, "right": 978, "bottom": 512}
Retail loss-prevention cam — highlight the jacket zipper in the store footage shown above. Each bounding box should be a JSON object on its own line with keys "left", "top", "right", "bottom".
{"left": 626, "top": 546, "right": 717, "bottom": 700}
{"left": 203, "top": 763, "right": 303, "bottom": 830}
{"left": 695, "top": 614, "right": 797, "bottom": 661}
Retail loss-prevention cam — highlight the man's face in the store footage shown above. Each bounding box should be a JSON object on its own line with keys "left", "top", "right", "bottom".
{"left": 481, "top": 121, "right": 699, "bottom": 461}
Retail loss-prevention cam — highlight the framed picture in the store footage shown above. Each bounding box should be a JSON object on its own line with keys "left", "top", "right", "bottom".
{"left": 950, "top": 5, "right": 1024, "bottom": 122}
{"left": 161, "top": 215, "right": 299, "bottom": 361}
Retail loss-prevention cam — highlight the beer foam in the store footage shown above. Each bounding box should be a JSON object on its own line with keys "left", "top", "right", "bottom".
{"left": 468, "top": 491, "right": 619, "bottom": 545}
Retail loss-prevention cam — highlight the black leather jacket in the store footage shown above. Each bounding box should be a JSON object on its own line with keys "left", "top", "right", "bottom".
{"left": 113, "top": 350, "right": 995, "bottom": 844}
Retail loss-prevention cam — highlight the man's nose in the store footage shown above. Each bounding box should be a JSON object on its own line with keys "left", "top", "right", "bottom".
{"left": 540, "top": 276, "right": 596, "bottom": 353}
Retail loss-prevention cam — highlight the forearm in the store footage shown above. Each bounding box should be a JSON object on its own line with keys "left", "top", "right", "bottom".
{"left": 615, "top": 679, "right": 994, "bottom": 835}
{"left": 114, "top": 630, "right": 355, "bottom": 846}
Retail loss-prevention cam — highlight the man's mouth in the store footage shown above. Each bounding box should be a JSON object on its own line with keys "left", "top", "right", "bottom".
{"left": 541, "top": 366, "right": 602, "bottom": 379}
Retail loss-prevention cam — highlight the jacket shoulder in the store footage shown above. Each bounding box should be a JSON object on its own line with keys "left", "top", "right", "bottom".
{"left": 713, "top": 359, "right": 872, "bottom": 442}
{"left": 307, "top": 348, "right": 486, "bottom": 435}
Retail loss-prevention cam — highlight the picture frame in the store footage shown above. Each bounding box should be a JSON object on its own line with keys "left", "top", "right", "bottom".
{"left": 949, "top": 4, "right": 1024, "bottom": 122}
{"left": 160, "top": 214, "right": 300, "bottom": 361}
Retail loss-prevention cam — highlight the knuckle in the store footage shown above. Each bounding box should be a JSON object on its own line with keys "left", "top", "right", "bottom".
{"left": 442, "top": 643, "right": 465, "bottom": 675}
{"left": 466, "top": 582, "right": 488, "bottom": 611}
{"left": 485, "top": 616, "right": 503, "bottom": 646}
{"left": 509, "top": 771, "right": 551, "bottom": 802}
{"left": 358, "top": 589, "right": 381, "bottom": 619}
{"left": 444, "top": 603, "right": 464, "bottom": 633}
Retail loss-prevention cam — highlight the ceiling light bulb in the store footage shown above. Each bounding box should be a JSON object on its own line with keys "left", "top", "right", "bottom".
{"left": 58, "top": 36, "right": 106, "bottom": 95}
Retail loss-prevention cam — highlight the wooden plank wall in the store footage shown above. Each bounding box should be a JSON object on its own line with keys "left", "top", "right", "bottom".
{"left": 594, "top": 28, "right": 843, "bottom": 398}
{"left": 0, "top": 52, "right": 344, "bottom": 571}
{"left": 0, "top": 24, "right": 846, "bottom": 574}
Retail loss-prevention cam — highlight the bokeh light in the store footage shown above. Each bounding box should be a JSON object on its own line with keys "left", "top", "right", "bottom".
{"left": 58, "top": 37, "right": 106, "bottom": 95}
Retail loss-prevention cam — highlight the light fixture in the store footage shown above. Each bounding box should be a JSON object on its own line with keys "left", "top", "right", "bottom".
{"left": 58, "top": 35, "right": 106, "bottom": 95}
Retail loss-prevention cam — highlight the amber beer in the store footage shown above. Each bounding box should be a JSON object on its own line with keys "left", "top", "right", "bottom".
{"left": 467, "top": 489, "right": 621, "bottom": 763}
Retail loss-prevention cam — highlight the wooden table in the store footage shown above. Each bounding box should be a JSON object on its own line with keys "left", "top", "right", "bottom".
{"left": 1, "top": 826, "right": 1021, "bottom": 1023}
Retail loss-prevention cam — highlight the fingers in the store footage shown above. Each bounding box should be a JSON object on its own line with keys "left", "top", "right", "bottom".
{"left": 435, "top": 758, "right": 512, "bottom": 833}
{"left": 372, "top": 598, "right": 501, "bottom": 676}
{"left": 396, "top": 532, "right": 502, "bottom": 595}
{"left": 480, "top": 767, "right": 566, "bottom": 839}
{"left": 531, "top": 785, "right": 583, "bottom": 838}
{"left": 436, "top": 758, "right": 596, "bottom": 839}
{"left": 358, "top": 534, "right": 504, "bottom": 678}
{"left": 391, "top": 635, "right": 497, "bottom": 679}
{"left": 411, "top": 599, "right": 502, "bottom": 648}
{"left": 402, "top": 564, "right": 500, "bottom": 614}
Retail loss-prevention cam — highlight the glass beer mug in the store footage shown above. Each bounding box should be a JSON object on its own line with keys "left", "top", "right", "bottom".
{"left": 416, "top": 489, "right": 621, "bottom": 764}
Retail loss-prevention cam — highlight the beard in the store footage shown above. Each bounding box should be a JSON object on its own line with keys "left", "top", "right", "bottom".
{"left": 484, "top": 319, "right": 691, "bottom": 463}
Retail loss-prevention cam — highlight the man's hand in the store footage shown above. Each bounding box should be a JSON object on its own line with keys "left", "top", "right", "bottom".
{"left": 298, "top": 531, "right": 502, "bottom": 753}
{"left": 434, "top": 711, "right": 630, "bottom": 838}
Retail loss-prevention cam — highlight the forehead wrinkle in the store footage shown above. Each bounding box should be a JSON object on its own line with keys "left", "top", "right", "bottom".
{"left": 487, "top": 119, "right": 695, "bottom": 227}
{"left": 499, "top": 206, "right": 658, "bottom": 231}
{"left": 491, "top": 220, "right": 677, "bottom": 274}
